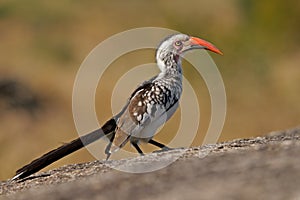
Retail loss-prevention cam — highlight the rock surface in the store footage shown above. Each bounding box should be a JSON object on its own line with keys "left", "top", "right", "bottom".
{"left": 1, "top": 127, "right": 300, "bottom": 200}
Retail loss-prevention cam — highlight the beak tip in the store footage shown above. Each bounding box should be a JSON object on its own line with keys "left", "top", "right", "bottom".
{"left": 217, "top": 50, "right": 224, "bottom": 56}
{"left": 190, "top": 36, "right": 223, "bottom": 56}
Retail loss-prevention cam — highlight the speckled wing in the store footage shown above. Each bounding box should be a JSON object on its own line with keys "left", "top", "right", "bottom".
{"left": 109, "top": 82, "right": 177, "bottom": 153}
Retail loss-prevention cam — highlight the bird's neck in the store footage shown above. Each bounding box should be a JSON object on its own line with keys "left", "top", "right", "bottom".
{"left": 156, "top": 52, "right": 183, "bottom": 80}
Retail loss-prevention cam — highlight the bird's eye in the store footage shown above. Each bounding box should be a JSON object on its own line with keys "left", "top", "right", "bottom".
{"left": 174, "top": 41, "right": 182, "bottom": 46}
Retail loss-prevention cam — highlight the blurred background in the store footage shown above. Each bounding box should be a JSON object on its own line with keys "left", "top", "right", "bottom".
{"left": 0, "top": 0, "right": 300, "bottom": 180}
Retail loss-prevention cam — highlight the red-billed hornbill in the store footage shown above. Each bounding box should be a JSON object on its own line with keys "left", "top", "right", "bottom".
{"left": 12, "top": 34, "right": 222, "bottom": 180}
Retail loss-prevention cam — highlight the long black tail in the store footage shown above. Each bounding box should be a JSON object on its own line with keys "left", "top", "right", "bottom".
{"left": 12, "top": 118, "right": 116, "bottom": 180}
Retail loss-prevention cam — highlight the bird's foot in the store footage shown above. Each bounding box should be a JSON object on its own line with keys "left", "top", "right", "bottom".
{"left": 105, "top": 153, "right": 111, "bottom": 161}
{"left": 152, "top": 146, "right": 173, "bottom": 153}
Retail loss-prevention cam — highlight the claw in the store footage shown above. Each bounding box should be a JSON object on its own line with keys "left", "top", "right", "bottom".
{"left": 152, "top": 146, "right": 173, "bottom": 153}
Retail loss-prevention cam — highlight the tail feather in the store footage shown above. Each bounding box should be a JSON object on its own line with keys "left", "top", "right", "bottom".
{"left": 12, "top": 118, "right": 116, "bottom": 180}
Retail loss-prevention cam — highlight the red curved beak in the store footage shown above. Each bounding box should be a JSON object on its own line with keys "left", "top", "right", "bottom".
{"left": 190, "top": 37, "right": 223, "bottom": 55}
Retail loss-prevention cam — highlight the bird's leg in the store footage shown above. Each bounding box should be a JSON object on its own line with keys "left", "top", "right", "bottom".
{"left": 105, "top": 147, "right": 112, "bottom": 161}
{"left": 105, "top": 132, "right": 115, "bottom": 160}
{"left": 148, "top": 139, "right": 172, "bottom": 152}
{"left": 131, "top": 142, "right": 144, "bottom": 156}
{"left": 148, "top": 139, "right": 169, "bottom": 148}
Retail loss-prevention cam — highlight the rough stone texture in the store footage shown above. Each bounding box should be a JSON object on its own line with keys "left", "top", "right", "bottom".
{"left": 1, "top": 127, "right": 300, "bottom": 200}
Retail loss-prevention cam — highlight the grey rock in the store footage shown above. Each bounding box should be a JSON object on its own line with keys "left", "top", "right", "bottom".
{"left": 1, "top": 127, "right": 300, "bottom": 200}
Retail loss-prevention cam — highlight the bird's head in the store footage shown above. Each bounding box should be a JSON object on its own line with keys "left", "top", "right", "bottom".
{"left": 155, "top": 33, "right": 223, "bottom": 72}
{"left": 157, "top": 33, "right": 223, "bottom": 58}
